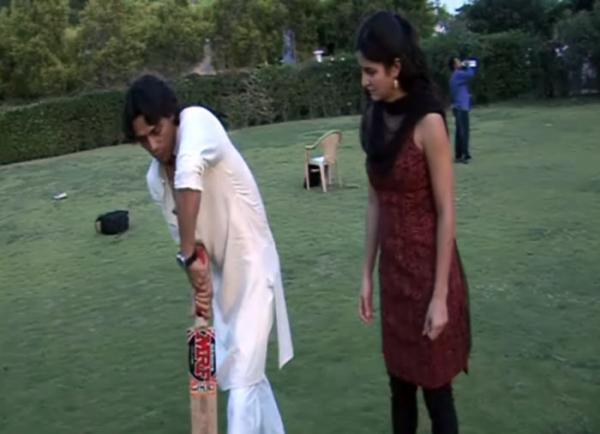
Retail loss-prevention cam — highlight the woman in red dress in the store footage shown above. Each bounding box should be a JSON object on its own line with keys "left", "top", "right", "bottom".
{"left": 356, "top": 11, "right": 471, "bottom": 434}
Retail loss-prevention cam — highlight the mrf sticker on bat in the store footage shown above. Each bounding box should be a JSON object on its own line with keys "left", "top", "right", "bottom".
{"left": 188, "top": 327, "right": 217, "bottom": 395}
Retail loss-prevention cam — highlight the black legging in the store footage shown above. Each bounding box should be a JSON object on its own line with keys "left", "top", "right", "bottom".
{"left": 390, "top": 376, "right": 459, "bottom": 434}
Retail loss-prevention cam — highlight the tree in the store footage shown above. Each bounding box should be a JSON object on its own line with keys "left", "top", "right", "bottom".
{"left": 207, "top": 0, "right": 436, "bottom": 69}
{"left": 141, "top": 0, "right": 212, "bottom": 76}
{"left": 208, "top": 0, "right": 288, "bottom": 68}
{"left": 317, "top": 0, "right": 437, "bottom": 54}
{"left": 458, "top": 0, "right": 559, "bottom": 36}
{"left": 68, "top": 0, "right": 88, "bottom": 23}
{"left": 281, "top": 0, "right": 321, "bottom": 57}
{"left": 69, "top": 0, "right": 88, "bottom": 11}
{"left": 398, "top": 0, "right": 438, "bottom": 37}
{"left": 72, "top": 0, "right": 146, "bottom": 88}
{"left": 556, "top": 0, "right": 600, "bottom": 85}
{"left": 0, "top": 0, "right": 73, "bottom": 99}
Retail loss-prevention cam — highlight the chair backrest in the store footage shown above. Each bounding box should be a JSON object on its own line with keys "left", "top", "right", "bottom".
{"left": 318, "top": 130, "right": 342, "bottom": 164}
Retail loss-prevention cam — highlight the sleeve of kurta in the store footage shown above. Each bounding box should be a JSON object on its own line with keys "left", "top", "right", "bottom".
{"left": 174, "top": 107, "right": 226, "bottom": 191}
{"left": 146, "top": 159, "right": 164, "bottom": 203}
{"left": 146, "top": 160, "right": 180, "bottom": 243}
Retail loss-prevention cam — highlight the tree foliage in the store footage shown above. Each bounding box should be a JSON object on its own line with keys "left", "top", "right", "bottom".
{"left": 72, "top": 0, "right": 146, "bottom": 88}
{"left": 316, "top": 0, "right": 436, "bottom": 53}
{"left": 0, "top": 0, "right": 597, "bottom": 102}
{"left": 141, "top": 0, "right": 211, "bottom": 75}
{"left": 208, "top": 0, "right": 288, "bottom": 68}
{"left": 556, "top": 1, "right": 600, "bottom": 83}
{"left": 0, "top": 0, "right": 72, "bottom": 99}
{"left": 458, "top": 0, "right": 557, "bottom": 36}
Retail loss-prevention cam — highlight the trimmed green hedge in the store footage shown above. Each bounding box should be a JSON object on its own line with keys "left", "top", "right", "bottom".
{"left": 0, "top": 90, "right": 124, "bottom": 164}
{"left": 425, "top": 30, "right": 543, "bottom": 104}
{"left": 476, "top": 32, "right": 543, "bottom": 102}
{"left": 177, "top": 58, "right": 362, "bottom": 126}
{"left": 0, "top": 58, "right": 362, "bottom": 164}
{"left": 0, "top": 39, "right": 581, "bottom": 164}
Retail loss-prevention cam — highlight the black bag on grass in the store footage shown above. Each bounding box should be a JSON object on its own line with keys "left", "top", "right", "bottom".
{"left": 95, "top": 210, "right": 129, "bottom": 235}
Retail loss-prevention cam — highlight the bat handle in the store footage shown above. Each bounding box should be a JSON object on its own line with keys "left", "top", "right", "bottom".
{"left": 196, "top": 244, "right": 209, "bottom": 266}
{"left": 194, "top": 315, "right": 209, "bottom": 327}
{"left": 194, "top": 244, "right": 212, "bottom": 322}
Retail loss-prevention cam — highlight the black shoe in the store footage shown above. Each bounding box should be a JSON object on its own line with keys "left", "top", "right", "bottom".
{"left": 454, "top": 157, "right": 463, "bottom": 163}
{"left": 465, "top": 155, "right": 472, "bottom": 161}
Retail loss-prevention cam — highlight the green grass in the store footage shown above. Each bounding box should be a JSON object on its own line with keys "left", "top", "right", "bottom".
{"left": 1, "top": 100, "right": 599, "bottom": 434}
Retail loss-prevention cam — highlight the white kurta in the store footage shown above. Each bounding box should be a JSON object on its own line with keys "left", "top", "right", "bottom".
{"left": 146, "top": 107, "right": 294, "bottom": 390}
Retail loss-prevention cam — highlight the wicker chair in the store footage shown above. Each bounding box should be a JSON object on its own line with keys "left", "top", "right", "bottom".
{"left": 303, "top": 130, "right": 343, "bottom": 192}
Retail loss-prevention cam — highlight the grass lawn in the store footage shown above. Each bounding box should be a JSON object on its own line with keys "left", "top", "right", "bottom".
{"left": 1, "top": 100, "right": 599, "bottom": 434}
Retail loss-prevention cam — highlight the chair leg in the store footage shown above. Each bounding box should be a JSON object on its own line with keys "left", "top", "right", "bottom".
{"left": 319, "top": 164, "right": 327, "bottom": 192}
{"left": 304, "top": 164, "right": 310, "bottom": 190}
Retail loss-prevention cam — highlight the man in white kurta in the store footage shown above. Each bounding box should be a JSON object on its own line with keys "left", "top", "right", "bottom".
{"left": 144, "top": 105, "right": 294, "bottom": 433}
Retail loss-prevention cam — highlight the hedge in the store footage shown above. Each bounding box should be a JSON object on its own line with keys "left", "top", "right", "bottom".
{"left": 177, "top": 58, "right": 362, "bottom": 126}
{"left": 0, "top": 90, "right": 124, "bottom": 165}
{"left": 0, "top": 57, "right": 362, "bottom": 165}
{"left": 0, "top": 37, "right": 587, "bottom": 164}
{"left": 425, "top": 30, "right": 544, "bottom": 104}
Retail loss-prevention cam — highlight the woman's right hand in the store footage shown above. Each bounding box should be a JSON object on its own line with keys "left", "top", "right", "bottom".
{"left": 359, "top": 274, "right": 374, "bottom": 324}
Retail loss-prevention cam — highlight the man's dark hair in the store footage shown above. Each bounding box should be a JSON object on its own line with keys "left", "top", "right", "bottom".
{"left": 122, "top": 74, "right": 179, "bottom": 142}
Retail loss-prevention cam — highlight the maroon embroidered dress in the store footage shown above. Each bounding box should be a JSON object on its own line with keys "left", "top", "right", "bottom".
{"left": 369, "top": 136, "right": 470, "bottom": 389}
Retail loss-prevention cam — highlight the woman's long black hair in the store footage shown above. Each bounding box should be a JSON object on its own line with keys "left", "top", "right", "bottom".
{"left": 356, "top": 11, "right": 446, "bottom": 174}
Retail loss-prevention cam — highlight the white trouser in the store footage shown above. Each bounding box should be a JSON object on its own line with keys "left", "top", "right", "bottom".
{"left": 227, "top": 378, "right": 285, "bottom": 434}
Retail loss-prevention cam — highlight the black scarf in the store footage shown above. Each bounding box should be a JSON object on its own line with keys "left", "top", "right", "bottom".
{"left": 360, "top": 87, "right": 446, "bottom": 175}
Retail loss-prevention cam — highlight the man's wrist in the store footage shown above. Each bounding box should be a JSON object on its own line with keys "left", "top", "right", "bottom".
{"left": 179, "top": 242, "right": 196, "bottom": 258}
{"left": 176, "top": 249, "right": 198, "bottom": 269}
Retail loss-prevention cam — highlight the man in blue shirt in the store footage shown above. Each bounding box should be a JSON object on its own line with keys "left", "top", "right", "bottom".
{"left": 449, "top": 57, "right": 476, "bottom": 163}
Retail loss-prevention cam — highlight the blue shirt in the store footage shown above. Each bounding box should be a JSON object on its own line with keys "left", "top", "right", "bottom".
{"left": 449, "top": 68, "right": 475, "bottom": 111}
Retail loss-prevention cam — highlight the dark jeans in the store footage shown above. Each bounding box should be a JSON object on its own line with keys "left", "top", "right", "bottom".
{"left": 453, "top": 108, "right": 470, "bottom": 160}
{"left": 390, "top": 376, "right": 459, "bottom": 434}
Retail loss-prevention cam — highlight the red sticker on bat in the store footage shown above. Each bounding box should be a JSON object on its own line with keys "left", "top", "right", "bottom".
{"left": 188, "top": 327, "right": 217, "bottom": 395}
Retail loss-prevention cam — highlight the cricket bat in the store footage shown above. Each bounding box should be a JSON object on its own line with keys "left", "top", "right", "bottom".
{"left": 187, "top": 246, "right": 218, "bottom": 434}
